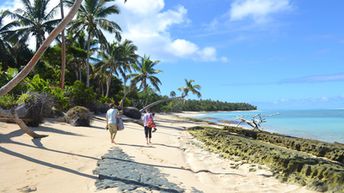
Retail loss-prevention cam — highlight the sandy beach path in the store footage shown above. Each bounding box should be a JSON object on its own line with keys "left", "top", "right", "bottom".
{"left": 0, "top": 114, "right": 317, "bottom": 193}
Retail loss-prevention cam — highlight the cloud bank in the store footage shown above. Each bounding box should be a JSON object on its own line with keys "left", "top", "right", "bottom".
{"left": 229, "top": 0, "right": 292, "bottom": 23}
{"left": 112, "top": 0, "right": 226, "bottom": 62}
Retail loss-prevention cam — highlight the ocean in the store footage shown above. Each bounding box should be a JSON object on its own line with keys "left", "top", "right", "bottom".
{"left": 195, "top": 109, "right": 344, "bottom": 143}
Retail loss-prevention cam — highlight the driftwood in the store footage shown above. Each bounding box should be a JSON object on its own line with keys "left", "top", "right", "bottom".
{"left": 0, "top": 107, "right": 48, "bottom": 138}
{"left": 237, "top": 113, "right": 279, "bottom": 132}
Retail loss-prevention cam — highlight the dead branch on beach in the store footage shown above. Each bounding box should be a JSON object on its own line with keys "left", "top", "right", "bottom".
{"left": 237, "top": 113, "right": 279, "bottom": 132}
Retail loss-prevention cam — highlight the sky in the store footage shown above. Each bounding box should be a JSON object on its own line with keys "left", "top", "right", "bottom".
{"left": 1, "top": 0, "right": 344, "bottom": 109}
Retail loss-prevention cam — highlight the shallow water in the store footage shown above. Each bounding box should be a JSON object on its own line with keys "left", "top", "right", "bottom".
{"left": 196, "top": 109, "right": 344, "bottom": 143}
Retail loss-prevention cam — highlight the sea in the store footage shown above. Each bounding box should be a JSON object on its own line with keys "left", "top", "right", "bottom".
{"left": 195, "top": 109, "right": 344, "bottom": 144}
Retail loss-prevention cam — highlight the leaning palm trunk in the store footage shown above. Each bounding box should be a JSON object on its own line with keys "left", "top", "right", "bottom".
{"left": 119, "top": 90, "right": 129, "bottom": 110}
{"left": 140, "top": 96, "right": 184, "bottom": 112}
{"left": 0, "top": 0, "right": 83, "bottom": 96}
{"left": 0, "top": 0, "right": 83, "bottom": 138}
{"left": 0, "top": 107, "right": 48, "bottom": 138}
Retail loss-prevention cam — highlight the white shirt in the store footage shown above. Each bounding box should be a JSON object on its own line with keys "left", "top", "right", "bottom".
{"left": 142, "top": 113, "right": 151, "bottom": 126}
{"left": 106, "top": 108, "right": 118, "bottom": 125}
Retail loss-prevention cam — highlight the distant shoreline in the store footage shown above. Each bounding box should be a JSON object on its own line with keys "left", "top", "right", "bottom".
{"left": 176, "top": 110, "right": 344, "bottom": 144}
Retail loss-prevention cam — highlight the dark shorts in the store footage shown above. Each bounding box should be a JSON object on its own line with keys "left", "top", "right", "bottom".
{"left": 144, "top": 126, "right": 152, "bottom": 138}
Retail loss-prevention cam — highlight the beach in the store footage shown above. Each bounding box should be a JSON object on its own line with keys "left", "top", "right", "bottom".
{"left": 0, "top": 113, "right": 317, "bottom": 193}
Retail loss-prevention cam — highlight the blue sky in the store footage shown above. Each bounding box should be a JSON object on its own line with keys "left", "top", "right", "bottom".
{"left": 1, "top": 0, "right": 344, "bottom": 109}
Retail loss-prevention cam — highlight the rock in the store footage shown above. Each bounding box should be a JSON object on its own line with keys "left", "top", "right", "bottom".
{"left": 17, "top": 185, "right": 37, "bottom": 192}
{"left": 123, "top": 107, "right": 142, "bottom": 119}
{"left": 65, "top": 106, "right": 93, "bottom": 126}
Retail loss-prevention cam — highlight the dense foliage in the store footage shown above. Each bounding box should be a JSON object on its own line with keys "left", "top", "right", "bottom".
{"left": 0, "top": 0, "right": 257, "bottom": 115}
{"left": 173, "top": 99, "right": 256, "bottom": 112}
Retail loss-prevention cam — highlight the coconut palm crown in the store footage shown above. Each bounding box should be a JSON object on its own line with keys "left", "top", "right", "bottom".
{"left": 66, "top": 0, "right": 122, "bottom": 87}
{"left": 130, "top": 55, "right": 162, "bottom": 92}
{"left": 178, "top": 79, "right": 201, "bottom": 98}
{"left": 4, "top": 0, "right": 61, "bottom": 50}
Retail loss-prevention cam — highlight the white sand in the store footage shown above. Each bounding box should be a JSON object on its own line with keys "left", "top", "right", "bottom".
{"left": 0, "top": 113, "right": 316, "bottom": 193}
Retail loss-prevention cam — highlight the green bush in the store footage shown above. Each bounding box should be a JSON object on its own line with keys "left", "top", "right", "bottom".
{"left": 0, "top": 94, "right": 17, "bottom": 109}
{"left": 26, "top": 74, "right": 51, "bottom": 93}
{"left": 65, "top": 81, "right": 96, "bottom": 110}
{"left": 99, "top": 96, "right": 114, "bottom": 104}
{"left": 17, "top": 93, "right": 31, "bottom": 104}
{"left": 50, "top": 87, "right": 69, "bottom": 111}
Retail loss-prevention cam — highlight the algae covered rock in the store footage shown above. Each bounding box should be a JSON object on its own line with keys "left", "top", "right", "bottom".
{"left": 188, "top": 126, "right": 344, "bottom": 192}
{"left": 65, "top": 106, "right": 93, "bottom": 126}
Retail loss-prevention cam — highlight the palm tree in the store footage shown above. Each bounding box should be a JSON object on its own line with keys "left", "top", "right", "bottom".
{"left": 178, "top": 79, "right": 201, "bottom": 98}
{"left": 66, "top": 31, "right": 97, "bottom": 83}
{"left": 4, "top": 0, "right": 61, "bottom": 51}
{"left": 95, "top": 40, "right": 137, "bottom": 97}
{"left": 0, "top": 0, "right": 83, "bottom": 138}
{"left": 130, "top": 55, "right": 162, "bottom": 92}
{"left": 67, "top": 0, "right": 122, "bottom": 87}
{"left": 0, "top": 11, "right": 16, "bottom": 70}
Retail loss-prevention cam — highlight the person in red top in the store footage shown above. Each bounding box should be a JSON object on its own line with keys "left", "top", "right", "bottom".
{"left": 142, "top": 109, "right": 155, "bottom": 144}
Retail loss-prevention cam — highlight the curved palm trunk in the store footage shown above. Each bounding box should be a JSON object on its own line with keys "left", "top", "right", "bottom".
{"left": 0, "top": 0, "right": 83, "bottom": 138}
{"left": 140, "top": 96, "right": 184, "bottom": 112}
{"left": 0, "top": 0, "right": 83, "bottom": 96}
{"left": 120, "top": 90, "right": 129, "bottom": 110}
{"left": 119, "top": 78, "right": 129, "bottom": 110}
{"left": 59, "top": 0, "right": 66, "bottom": 89}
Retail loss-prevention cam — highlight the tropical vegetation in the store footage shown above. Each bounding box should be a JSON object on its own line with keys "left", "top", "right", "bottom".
{"left": 0, "top": 0, "right": 255, "bottom": 121}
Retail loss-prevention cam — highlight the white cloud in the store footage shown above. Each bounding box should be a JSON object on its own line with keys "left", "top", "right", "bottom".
{"left": 1, "top": 0, "right": 225, "bottom": 62}
{"left": 110, "top": 0, "right": 224, "bottom": 62}
{"left": 169, "top": 39, "right": 198, "bottom": 57}
{"left": 230, "top": 0, "right": 292, "bottom": 23}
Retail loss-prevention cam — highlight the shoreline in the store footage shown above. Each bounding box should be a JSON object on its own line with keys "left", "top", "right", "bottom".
{"left": 0, "top": 112, "right": 320, "bottom": 193}
{"left": 178, "top": 110, "right": 344, "bottom": 144}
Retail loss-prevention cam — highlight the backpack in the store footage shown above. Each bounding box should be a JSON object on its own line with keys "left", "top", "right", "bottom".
{"left": 147, "top": 116, "right": 156, "bottom": 128}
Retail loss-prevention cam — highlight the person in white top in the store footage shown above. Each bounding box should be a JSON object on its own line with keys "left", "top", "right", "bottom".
{"left": 106, "top": 103, "right": 119, "bottom": 144}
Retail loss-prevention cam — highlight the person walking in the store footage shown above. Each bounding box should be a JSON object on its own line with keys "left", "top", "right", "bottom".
{"left": 106, "top": 103, "right": 119, "bottom": 144}
{"left": 142, "top": 109, "right": 155, "bottom": 144}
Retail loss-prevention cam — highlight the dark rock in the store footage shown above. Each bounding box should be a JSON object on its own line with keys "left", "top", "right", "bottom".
{"left": 123, "top": 107, "right": 142, "bottom": 119}
{"left": 65, "top": 106, "right": 93, "bottom": 126}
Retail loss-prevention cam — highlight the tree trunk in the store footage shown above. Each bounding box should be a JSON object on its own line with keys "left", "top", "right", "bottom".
{"left": 59, "top": 0, "right": 66, "bottom": 89}
{"left": 119, "top": 78, "right": 128, "bottom": 110}
{"left": 85, "top": 31, "right": 92, "bottom": 87}
{"left": 140, "top": 96, "right": 183, "bottom": 112}
{"left": 105, "top": 76, "right": 111, "bottom": 97}
{"left": 0, "top": 107, "right": 48, "bottom": 138}
{"left": 0, "top": 0, "right": 83, "bottom": 96}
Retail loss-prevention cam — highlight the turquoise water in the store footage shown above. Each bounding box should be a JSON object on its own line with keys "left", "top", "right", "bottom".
{"left": 196, "top": 109, "right": 344, "bottom": 143}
